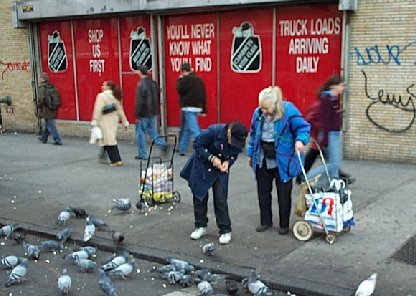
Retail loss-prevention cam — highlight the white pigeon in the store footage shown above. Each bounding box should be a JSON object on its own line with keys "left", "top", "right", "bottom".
{"left": 101, "top": 252, "right": 129, "bottom": 271}
{"left": 5, "top": 258, "right": 28, "bottom": 287}
{"left": 57, "top": 268, "right": 71, "bottom": 295}
{"left": 355, "top": 273, "right": 377, "bottom": 296}
{"left": 57, "top": 210, "right": 72, "bottom": 225}
{"left": 197, "top": 280, "right": 213, "bottom": 295}
{"left": 83, "top": 217, "right": 95, "bottom": 242}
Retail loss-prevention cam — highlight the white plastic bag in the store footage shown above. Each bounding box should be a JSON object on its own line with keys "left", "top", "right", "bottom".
{"left": 89, "top": 126, "right": 102, "bottom": 144}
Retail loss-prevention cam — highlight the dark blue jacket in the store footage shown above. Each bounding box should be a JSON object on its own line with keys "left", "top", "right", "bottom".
{"left": 180, "top": 124, "right": 242, "bottom": 201}
{"left": 246, "top": 101, "right": 310, "bottom": 182}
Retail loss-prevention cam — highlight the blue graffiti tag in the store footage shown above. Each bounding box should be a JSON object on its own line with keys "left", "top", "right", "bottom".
{"left": 353, "top": 40, "right": 416, "bottom": 66}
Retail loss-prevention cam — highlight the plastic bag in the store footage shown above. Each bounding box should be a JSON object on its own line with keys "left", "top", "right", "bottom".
{"left": 89, "top": 126, "right": 102, "bottom": 144}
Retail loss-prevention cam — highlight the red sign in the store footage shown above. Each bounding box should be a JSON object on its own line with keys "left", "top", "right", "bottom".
{"left": 39, "top": 21, "right": 76, "bottom": 120}
{"left": 276, "top": 4, "right": 342, "bottom": 113}
{"left": 164, "top": 13, "right": 218, "bottom": 128}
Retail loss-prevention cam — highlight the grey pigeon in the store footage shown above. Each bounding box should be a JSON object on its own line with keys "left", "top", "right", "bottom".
{"left": 165, "top": 257, "right": 195, "bottom": 273}
{"left": 198, "top": 280, "right": 214, "bottom": 295}
{"left": 162, "top": 270, "right": 184, "bottom": 284}
{"left": 56, "top": 227, "right": 72, "bottom": 242}
{"left": 355, "top": 273, "right": 377, "bottom": 296}
{"left": 111, "top": 230, "right": 125, "bottom": 244}
{"left": 12, "top": 232, "right": 25, "bottom": 244}
{"left": 0, "top": 224, "right": 17, "bottom": 238}
{"left": 57, "top": 210, "right": 72, "bottom": 225}
{"left": 83, "top": 217, "right": 95, "bottom": 242}
{"left": 135, "top": 200, "right": 149, "bottom": 212}
{"left": 196, "top": 268, "right": 216, "bottom": 283}
{"left": 202, "top": 242, "right": 216, "bottom": 256}
{"left": 23, "top": 240, "right": 41, "bottom": 260}
{"left": 107, "top": 260, "right": 135, "bottom": 279}
{"left": 69, "top": 206, "right": 88, "bottom": 218}
{"left": 98, "top": 269, "right": 118, "bottom": 296}
{"left": 57, "top": 268, "right": 71, "bottom": 295}
{"left": 76, "top": 258, "right": 97, "bottom": 272}
{"left": 63, "top": 250, "right": 90, "bottom": 262}
{"left": 77, "top": 246, "right": 98, "bottom": 256}
{"left": 88, "top": 216, "right": 108, "bottom": 228}
{"left": 152, "top": 264, "right": 176, "bottom": 274}
{"left": 246, "top": 270, "right": 269, "bottom": 295}
{"left": 179, "top": 274, "right": 194, "bottom": 287}
{"left": 0, "top": 256, "right": 26, "bottom": 269}
{"left": 112, "top": 198, "right": 132, "bottom": 212}
{"left": 5, "top": 258, "right": 28, "bottom": 287}
{"left": 101, "top": 251, "right": 129, "bottom": 271}
{"left": 40, "top": 240, "right": 64, "bottom": 252}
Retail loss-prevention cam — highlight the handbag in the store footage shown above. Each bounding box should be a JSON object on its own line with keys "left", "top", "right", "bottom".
{"left": 261, "top": 141, "right": 276, "bottom": 159}
{"left": 102, "top": 103, "right": 117, "bottom": 114}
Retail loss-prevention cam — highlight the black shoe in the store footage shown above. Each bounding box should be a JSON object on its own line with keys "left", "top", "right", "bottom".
{"left": 278, "top": 227, "right": 289, "bottom": 235}
{"left": 179, "top": 153, "right": 186, "bottom": 156}
{"left": 134, "top": 156, "right": 147, "bottom": 160}
{"left": 53, "top": 141, "right": 62, "bottom": 145}
{"left": 38, "top": 137, "right": 47, "bottom": 144}
{"left": 345, "top": 177, "right": 356, "bottom": 185}
{"left": 256, "top": 224, "right": 272, "bottom": 232}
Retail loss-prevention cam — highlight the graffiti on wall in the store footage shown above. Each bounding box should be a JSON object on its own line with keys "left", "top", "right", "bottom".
{"left": 353, "top": 40, "right": 416, "bottom": 66}
{"left": 0, "top": 60, "right": 30, "bottom": 80}
{"left": 362, "top": 69, "right": 416, "bottom": 133}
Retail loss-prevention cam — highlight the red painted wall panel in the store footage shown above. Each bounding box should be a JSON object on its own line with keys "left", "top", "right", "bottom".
{"left": 73, "top": 19, "right": 120, "bottom": 121}
{"left": 39, "top": 21, "right": 76, "bottom": 120}
{"left": 218, "top": 9, "right": 274, "bottom": 128}
{"left": 164, "top": 13, "right": 218, "bottom": 128}
{"left": 276, "top": 4, "right": 342, "bottom": 114}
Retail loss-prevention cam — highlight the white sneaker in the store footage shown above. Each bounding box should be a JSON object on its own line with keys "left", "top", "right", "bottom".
{"left": 190, "top": 227, "right": 207, "bottom": 240}
{"left": 219, "top": 232, "right": 232, "bottom": 245}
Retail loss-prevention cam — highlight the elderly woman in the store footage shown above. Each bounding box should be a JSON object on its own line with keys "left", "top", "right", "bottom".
{"left": 246, "top": 86, "right": 310, "bottom": 235}
{"left": 91, "top": 81, "right": 129, "bottom": 167}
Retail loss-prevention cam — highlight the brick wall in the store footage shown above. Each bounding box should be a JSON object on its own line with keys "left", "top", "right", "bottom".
{"left": 345, "top": 0, "right": 416, "bottom": 162}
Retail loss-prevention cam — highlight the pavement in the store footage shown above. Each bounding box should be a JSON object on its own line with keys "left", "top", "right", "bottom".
{"left": 1, "top": 132, "right": 415, "bottom": 296}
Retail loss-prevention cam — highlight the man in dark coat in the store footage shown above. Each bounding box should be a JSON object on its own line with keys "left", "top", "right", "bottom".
{"left": 134, "top": 65, "right": 167, "bottom": 160}
{"left": 180, "top": 121, "right": 248, "bottom": 245}
{"left": 37, "top": 72, "right": 62, "bottom": 145}
{"left": 176, "top": 63, "right": 207, "bottom": 156}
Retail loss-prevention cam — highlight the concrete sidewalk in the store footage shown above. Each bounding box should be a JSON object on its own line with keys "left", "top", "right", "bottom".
{"left": 1, "top": 132, "right": 415, "bottom": 295}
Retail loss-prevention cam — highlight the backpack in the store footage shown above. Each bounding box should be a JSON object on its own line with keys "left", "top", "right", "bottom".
{"left": 44, "top": 83, "right": 61, "bottom": 110}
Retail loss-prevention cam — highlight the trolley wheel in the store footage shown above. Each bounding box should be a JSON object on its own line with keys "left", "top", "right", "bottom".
{"left": 172, "top": 191, "right": 181, "bottom": 203}
{"left": 146, "top": 198, "right": 154, "bottom": 207}
{"left": 292, "top": 220, "right": 313, "bottom": 241}
{"left": 325, "top": 233, "right": 336, "bottom": 244}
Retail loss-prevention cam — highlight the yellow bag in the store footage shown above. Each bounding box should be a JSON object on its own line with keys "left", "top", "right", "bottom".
{"left": 294, "top": 182, "right": 309, "bottom": 217}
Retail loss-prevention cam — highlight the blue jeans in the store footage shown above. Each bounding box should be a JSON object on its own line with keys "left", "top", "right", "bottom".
{"left": 306, "top": 131, "right": 341, "bottom": 188}
{"left": 41, "top": 119, "right": 62, "bottom": 144}
{"left": 178, "top": 111, "right": 201, "bottom": 154}
{"left": 135, "top": 116, "right": 167, "bottom": 159}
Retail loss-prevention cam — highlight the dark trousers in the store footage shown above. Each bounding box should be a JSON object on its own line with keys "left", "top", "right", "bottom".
{"left": 193, "top": 178, "right": 231, "bottom": 235}
{"left": 256, "top": 160, "right": 292, "bottom": 229}
{"left": 104, "top": 145, "right": 121, "bottom": 163}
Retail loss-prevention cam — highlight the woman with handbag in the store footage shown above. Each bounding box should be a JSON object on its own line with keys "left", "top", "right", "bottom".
{"left": 246, "top": 86, "right": 310, "bottom": 235}
{"left": 91, "top": 81, "right": 129, "bottom": 167}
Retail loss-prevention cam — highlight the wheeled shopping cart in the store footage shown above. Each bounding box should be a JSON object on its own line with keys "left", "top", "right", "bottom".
{"left": 292, "top": 145, "right": 355, "bottom": 244}
{"left": 137, "top": 135, "right": 181, "bottom": 208}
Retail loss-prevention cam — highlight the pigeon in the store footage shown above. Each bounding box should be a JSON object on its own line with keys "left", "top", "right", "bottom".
{"left": 107, "top": 260, "right": 135, "bottom": 279}
{"left": 165, "top": 257, "right": 195, "bottom": 273}
{"left": 76, "top": 258, "right": 97, "bottom": 272}
{"left": 12, "top": 232, "right": 25, "bottom": 244}
{"left": 101, "top": 251, "right": 129, "bottom": 271}
{"left": 196, "top": 268, "right": 216, "bottom": 283}
{"left": 111, "top": 230, "right": 125, "bottom": 244}
{"left": 23, "top": 240, "right": 41, "bottom": 260}
{"left": 57, "top": 268, "right": 72, "bottom": 295}
{"left": 0, "top": 224, "right": 17, "bottom": 238}
{"left": 63, "top": 250, "right": 90, "bottom": 262}
{"left": 179, "top": 274, "right": 194, "bottom": 287}
{"left": 56, "top": 227, "right": 72, "bottom": 242}
{"left": 355, "top": 273, "right": 377, "bottom": 296}
{"left": 57, "top": 210, "right": 72, "bottom": 225}
{"left": 0, "top": 256, "right": 26, "bottom": 269}
{"left": 202, "top": 242, "right": 216, "bottom": 256}
{"left": 40, "top": 240, "right": 64, "bottom": 252}
{"left": 246, "top": 270, "right": 269, "bottom": 295}
{"left": 198, "top": 280, "right": 214, "bottom": 295}
{"left": 77, "top": 246, "right": 97, "bottom": 257}
{"left": 136, "top": 200, "right": 149, "bottom": 212}
{"left": 99, "top": 269, "right": 118, "bottom": 296}
{"left": 5, "top": 258, "right": 28, "bottom": 287}
{"left": 112, "top": 198, "right": 132, "bottom": 212}
{"left": 161, "top": 270, "right": 184, "bottom": 284}
{"left": 88, "top": 216, "right": 108, "bottom": 228}
{"left": 69, "top": 206, "right": 88, "bottom": 218}
{"left": 152, "top": 264, "right": 176, "bottom": 274}
{"left": 83, "top": 217, "right": 96, "bottom": 242}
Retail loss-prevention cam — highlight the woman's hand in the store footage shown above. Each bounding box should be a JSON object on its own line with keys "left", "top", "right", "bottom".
{"left": 295, "top": 140, "right": 305, "bottom": 153}
{"left": 212, "top": 156, "right": 222, "bottom": 169}
{"left": 248, "top": 157, "right": 252, "bottom": 167}
{"left": 220, "top": 161, "right": 229, "bottom": 173}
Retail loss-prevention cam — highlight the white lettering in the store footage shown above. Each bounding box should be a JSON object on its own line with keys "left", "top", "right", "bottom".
{"left": 89, "top": 59, "right": 105, "bottom": 74}
{"left": 166, "top": 25, "right": 189, "bottom": 40}
{"left": 195, "top": 57, "right": 212, "bottom": 72}
{"left": 296, "top": 56, "right": 319, "bottom": 73}
{"left": 279, "top": 19, "right": 308, "bottom": 36}
{"left": 191, "top": 40, "right": 212, "bottom": 55}
{"left": 288, "top": 37, "right": 328, "bottom": 54}
{"left": 170, "top": 57, "right": 192, "bottom": 72}
{"left": 311, "top": 17, "right": 341, "bottom": 35}
{"left": 191, "top": 23, "right": 215, "bottom": 39}
{"left": 169, "top": 41, "right": 191, "bottom": 56}
{"left": 88, "top": 29, "right": 104, "bottom": 43}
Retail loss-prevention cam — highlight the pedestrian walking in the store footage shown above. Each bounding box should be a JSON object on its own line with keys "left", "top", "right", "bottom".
{"left": 246, "top": 86, "right": 310, "bottom": 235}
{"left": 180, "top": 121, "right": 248, "bottom": 245}
{"left": 176, "top": 62, "right": 207, "bottom": 156}
{"left": 37, "top": 72, "right": 62, "bottom": 145}
{"left": 134, "top": 65, "right": 167, "bottom": 160}
{"left": 305, "top": 75, "right": 350, "bottom": 188}
{"left": 91, "top": 81, "right": 129, "bottom": 167}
